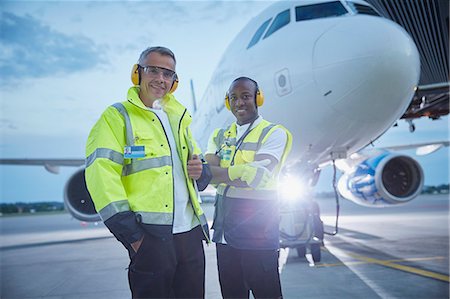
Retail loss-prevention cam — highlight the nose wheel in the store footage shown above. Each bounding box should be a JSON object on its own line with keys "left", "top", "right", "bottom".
{"left": 296, "top": 244, "right": 321, "bottom": 262}
{"left": 406, "top": 119, "right": 415, "bottom": 132}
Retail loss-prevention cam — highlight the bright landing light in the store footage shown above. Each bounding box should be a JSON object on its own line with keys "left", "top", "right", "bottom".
{"left": 278, "top": 174, "right": 307, "bottom": 201}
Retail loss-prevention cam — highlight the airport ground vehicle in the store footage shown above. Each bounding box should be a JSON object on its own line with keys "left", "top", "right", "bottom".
{"left": 279, "top": 199, "right": 324, "bottom": 262}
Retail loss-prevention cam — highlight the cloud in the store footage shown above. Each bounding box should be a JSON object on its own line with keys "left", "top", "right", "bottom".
{"left": 0, "top": 11, "right": 106, "bottom": 84}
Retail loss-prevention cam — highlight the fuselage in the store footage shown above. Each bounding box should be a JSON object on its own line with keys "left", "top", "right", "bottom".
{"left": 192, "top": 0, "right": 420, "bottom": 172}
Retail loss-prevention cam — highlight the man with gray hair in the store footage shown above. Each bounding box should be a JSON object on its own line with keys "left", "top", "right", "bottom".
{"left": 85, "top": 46, "right": 211, "bottom": 298}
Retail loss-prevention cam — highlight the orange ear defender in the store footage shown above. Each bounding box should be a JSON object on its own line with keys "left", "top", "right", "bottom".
{"left": 224, "top": 88, "right": 264, "bottom": 110}
{"left": 130, "top": 64, "right": 179, "bottom": 93}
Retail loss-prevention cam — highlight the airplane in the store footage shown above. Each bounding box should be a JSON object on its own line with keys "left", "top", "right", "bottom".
{"left": 191, "top": 0, "right": 448, "bottom": 205}
{"left": 1, "top": 0, "right": 449, "bottom": 236}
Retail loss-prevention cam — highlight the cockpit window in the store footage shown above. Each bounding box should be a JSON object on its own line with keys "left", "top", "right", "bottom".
{"left": 247, "top": 18, "right": 272, "bottom": 49}
{"left": 295, "top": 1, "right": 348, "bottom": 22}
{"left": 347, "top": 2, "right": 380, "bottom": 16}
{"left": 263, "top": 9, "right": 290, "bottom": 39}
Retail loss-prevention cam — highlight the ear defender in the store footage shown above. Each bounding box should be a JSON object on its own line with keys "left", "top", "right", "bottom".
{"left": 255, "top": 88, "right": 264, "bottom": 107}
{"left": 169, "top": 75, "right": 179, "bottom": 93}
{"left": 131, "top": 64, "right": 140, "bottom": 85}
{"left": 225, "top": 93, "right": 231, "bottom": 110}
{"left": 224, "top": 87, "right": 264, "bottom": 110}
{"left": 130, "top": 64, "right": 179, "bottom": 93}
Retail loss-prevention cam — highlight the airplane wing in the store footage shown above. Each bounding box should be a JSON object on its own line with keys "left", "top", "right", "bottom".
{"left": 0, "top": 159, "right": 85, "bottom": 166}
{"left": 382, "top": 140, "right": 450, "bottom": 156}
{"left": 0, "top": 158, "right": 85, "bottom": 174}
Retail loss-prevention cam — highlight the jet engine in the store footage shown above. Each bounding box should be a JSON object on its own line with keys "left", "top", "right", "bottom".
{"left": 337, "top": 152, "right": 424, "bottom": 207}
{"left": 64, "top": 169, "right": 101, "bottom": 222}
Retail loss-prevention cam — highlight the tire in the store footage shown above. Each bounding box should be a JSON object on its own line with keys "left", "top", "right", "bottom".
{"left": 310, "top": 244, "right": 321, "bottom": 262}
{"left": 296, "top": 246, "right": 306, "bottom": 258}
{"left": 311, "top": 201, "right": 324, "bottom": 241}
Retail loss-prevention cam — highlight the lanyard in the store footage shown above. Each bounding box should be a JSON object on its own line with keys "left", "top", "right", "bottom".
{"left": 230, "top": 118, "right": 257, "bottom": 166}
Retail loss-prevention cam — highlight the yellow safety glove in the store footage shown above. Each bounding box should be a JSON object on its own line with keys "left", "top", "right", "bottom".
{"left": 228, "top": 159, "right": 272, "bottom": 189}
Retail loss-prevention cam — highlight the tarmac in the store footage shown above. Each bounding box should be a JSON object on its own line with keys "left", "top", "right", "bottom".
{"left": 1, "top": 194, "right": 448, "bottom": 298}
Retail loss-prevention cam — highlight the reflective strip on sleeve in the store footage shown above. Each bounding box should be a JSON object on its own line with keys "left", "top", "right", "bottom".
{"left": 112, "top": 102, "right": 134, "bottom": 146}
{"left": 122, "top": 156, "right": 172, "bottom": 176}
{"left": 135, "top": 211, "right": 173, "bottom": 225}
{"left": 248, "top": 167, "right": 266, "bottom": 189}
{"left": 257, "top": 124, "right": 276, "bottom": 151}
{"left": 98, "top": 200, "right": 130, "bottom": 221}
{"left": 86, "top": 148, "right": 124, "bottom": 168}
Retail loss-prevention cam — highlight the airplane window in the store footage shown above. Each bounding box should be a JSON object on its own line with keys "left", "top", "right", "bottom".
{"left": 347, "top": 2, "right": 380, "bottom": 16}
{"left": 263, "top": 9, "right": 290, "bottom": 39}
{"left": 247, "top": 18, "right": 272, "bottom": 49}
{"left": 295, "top": 1, "right": 347, "bottom": 22}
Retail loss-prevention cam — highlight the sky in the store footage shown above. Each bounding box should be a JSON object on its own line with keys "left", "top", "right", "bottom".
{"left": 0, "top": 0, "right": 448, "bottom": 203}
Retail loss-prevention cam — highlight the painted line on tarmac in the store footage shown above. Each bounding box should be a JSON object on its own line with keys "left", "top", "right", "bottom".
{"left": 347, "top": 252, "right": 449, "bottom": 282}
{"left": 326, "top": 243, "right": 394, "bottom": 298}
{"left": 0, "top": 235, "right": 113, "bottom": 251}
{"left": 324, "top": 232, "right": 449, "bottom": 282}
{"left": 317, "top": 256, "right": 447, "bottom": 268}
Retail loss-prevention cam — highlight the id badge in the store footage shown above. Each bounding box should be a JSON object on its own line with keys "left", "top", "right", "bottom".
{"left": 221, "top": 149, "right": 232, "bottom": 161}
{"left": 124, "top": 146, "right": 145, "bottom": 158}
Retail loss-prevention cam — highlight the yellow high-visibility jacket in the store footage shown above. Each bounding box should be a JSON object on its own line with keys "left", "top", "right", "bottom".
{"left": 211, "top": 119, "right": 292, "bottom": 249}
{"left": 85, "top": 86, "right": 210, "bottom": 245}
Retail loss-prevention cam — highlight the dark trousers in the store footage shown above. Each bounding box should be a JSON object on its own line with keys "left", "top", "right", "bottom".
{"left": 128, "top": 225, "right": 205, "bottom": 299}
{"left": 216, "top": 243, "right": 282, "bottom": 299}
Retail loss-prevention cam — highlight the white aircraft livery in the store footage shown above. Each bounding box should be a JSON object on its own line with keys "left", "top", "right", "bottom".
{"left": 1, "top": 0, "right": 448, "bottom": 224}
{"left": 192, "top": 0, "right": 434, "bottom": 208}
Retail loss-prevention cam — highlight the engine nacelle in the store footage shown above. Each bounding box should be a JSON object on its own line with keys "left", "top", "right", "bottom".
{"left": 337, "top": 152, "right": 424, "bottom": 207}
{"left": 64, "top": 169, "right": 101, "bottom": 222}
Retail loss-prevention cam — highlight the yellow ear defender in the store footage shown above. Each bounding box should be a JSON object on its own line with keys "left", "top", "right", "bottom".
{"left": 131, "top": 64, "right": 140, "bottom": 86}
{"left": 170, "top": 76, "right": 179, "bottom": 94}
{"left": 225, "top": 93, "right": 231, "bottom": 110}
{"left": 130, "top": 64, "right": 178, "bottom": 93}
{"left": 224, "top": 87, "right": 264, "bottom": 110}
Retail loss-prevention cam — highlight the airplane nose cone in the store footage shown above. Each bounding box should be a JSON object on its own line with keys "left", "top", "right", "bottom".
{"left": 312, "top": 16, "right": 420, "bottom": 123}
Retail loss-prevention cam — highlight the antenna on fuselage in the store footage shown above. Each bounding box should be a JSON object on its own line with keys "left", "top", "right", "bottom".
{"left": 190, "top": 79, "right": 197, "bottom": 113}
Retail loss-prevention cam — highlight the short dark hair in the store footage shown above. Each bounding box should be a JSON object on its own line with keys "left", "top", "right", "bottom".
{"left": 138, "top": 46, "right": 176, "bottom": 65}
{"left": 230, "top": 76, "right": 259, "bottom": 94}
